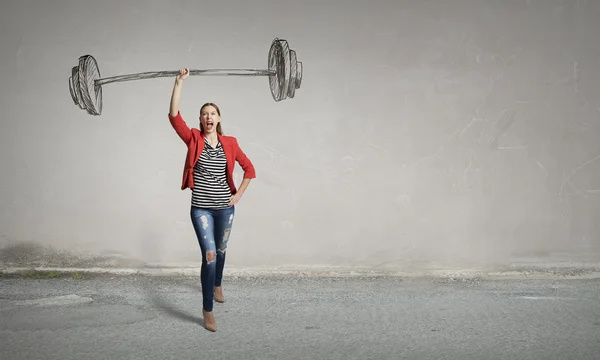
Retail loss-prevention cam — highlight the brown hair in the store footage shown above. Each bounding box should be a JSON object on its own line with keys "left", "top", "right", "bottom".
{"left": 199, "top": 102, "right": 223, "bottom": 135}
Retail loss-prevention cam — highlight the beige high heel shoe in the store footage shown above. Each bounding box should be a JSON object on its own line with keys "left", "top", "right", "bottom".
{"left": 203, "top": 310, "right": 216, "bottom": 332}
{"left": 214, "top": 286, "right": 225, "bottom": 303}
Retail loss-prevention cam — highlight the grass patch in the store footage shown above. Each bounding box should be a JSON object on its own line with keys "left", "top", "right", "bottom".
{"left": 20, "top": 270, "right": 62, "bottom": 279}
{"left": 0, "top": 270, "right": 86, "bottom": 279}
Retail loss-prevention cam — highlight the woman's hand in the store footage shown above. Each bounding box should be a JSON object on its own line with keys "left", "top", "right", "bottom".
{"left": 228, "top": 192, "right": 242, "bottom": 206}
{"left": 176, "top": 68, "right": 189, "bottom": 82}
{"left": 228, "top": 179, "right": 251, "bottom": 206}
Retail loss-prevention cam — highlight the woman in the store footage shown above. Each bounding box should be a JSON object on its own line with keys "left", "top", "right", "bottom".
{"left": 168, "top": 68, "right": 256, "bottom": 332}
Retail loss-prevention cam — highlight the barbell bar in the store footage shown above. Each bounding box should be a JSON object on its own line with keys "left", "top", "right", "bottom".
{"left": 68, "top": 37, "right": 303, "bottom": 116}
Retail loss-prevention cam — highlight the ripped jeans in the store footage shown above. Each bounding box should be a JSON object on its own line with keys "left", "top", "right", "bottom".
{"left": 190, "top": 205, "right": 235, "bottom": 312}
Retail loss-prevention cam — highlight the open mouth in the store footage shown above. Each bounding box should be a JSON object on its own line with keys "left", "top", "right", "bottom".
{"left": 206, "top": 121, "right": 214, "bottom": 130}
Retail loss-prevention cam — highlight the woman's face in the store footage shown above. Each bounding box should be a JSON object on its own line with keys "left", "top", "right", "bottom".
{"left": 200, "top": 105, "right": 220, "bottom": 134}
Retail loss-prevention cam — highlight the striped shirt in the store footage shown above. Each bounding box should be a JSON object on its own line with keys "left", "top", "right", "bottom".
{"left": 191, "top": 138, "right": 232, "bottom": 209}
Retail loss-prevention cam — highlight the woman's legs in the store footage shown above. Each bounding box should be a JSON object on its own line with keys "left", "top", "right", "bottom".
{"left": 190, "top": 205, "right": 235, "bottom": 311}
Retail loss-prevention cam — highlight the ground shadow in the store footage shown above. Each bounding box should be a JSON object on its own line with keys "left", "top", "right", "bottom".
{"left": 148, "top": 292, "right": 204, "bottom": 326}
{"left": 139, "top": 281, "right": 206, "bottom": 328}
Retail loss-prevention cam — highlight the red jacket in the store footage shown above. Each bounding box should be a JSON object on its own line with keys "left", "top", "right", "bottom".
{"left": 168, "top": 111, "right": 256, "bottom": 193}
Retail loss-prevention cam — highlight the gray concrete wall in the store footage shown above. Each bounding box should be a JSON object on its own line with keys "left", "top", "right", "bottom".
{"left": 1, "top": 0, "right": 599, "bottom": 271}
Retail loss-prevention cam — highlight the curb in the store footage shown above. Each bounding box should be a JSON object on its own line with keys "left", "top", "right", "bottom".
{"left": 2, "top": 264, "right": 600, "bottom": 280}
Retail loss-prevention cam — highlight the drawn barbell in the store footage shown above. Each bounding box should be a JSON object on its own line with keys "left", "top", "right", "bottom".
{"left": 68, "top": 37, "right": 303, "bottom": 115}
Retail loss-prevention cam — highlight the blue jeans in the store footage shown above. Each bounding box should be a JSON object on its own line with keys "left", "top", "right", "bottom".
{"left": 190, "top": 205, "right": 235, "bottom": 312}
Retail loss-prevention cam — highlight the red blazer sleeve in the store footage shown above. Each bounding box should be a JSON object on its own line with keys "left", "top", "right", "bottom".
{"left": 234, "top": 138, "right": 256, "bottom": 179}
{"left": 168, "top": 111, "right": 192, "bottom": 144}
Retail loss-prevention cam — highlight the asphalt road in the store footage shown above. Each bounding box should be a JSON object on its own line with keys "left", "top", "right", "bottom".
{"left": 1, "top": 274, "right": 599, "bottom": 359}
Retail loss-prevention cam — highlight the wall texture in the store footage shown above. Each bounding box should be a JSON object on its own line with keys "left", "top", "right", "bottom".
{"left": 1, "top": 0, "right": 599, "bottom": 271}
